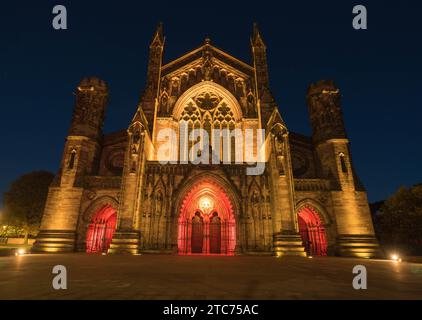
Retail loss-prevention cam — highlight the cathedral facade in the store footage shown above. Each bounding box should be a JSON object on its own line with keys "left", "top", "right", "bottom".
{"left": 33, "top": 24, "right": 379, "bottom": 258}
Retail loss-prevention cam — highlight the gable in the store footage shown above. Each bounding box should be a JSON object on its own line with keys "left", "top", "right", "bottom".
{"left": 161, "top": 42, "right": 254, "bottom": 77}
{"left": 157, "top": 42, "right": 257, "bottom": 119}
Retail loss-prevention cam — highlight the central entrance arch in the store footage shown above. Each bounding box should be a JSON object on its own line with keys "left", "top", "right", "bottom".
{"left": 177, "top": 175, "right": 237, "bottom": 255}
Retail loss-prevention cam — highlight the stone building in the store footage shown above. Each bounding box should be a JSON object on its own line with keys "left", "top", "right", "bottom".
{"left": 33, "top": 24, "right": 379, "bottom": 258}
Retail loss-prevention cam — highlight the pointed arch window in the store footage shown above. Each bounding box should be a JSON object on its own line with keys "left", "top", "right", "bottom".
{"left": 179, "top": 120, "right": 189, "bottom": 162}
{"left": 177, "top": 91, "right": 238, "bottom": 164}
{"left": 339, "top": 152, "right": 348, "bottom": 173}
{"left": 192, "top": 120, "right": 201, "bottom": 159}
{"left": 203, "top": 116, "right": 212, "bottom": 147}
{"left": 68, "top": 149, "right": 77, "bottom": 170}
{"left": 229, "top": 121, "right": 236, "bottom": 163}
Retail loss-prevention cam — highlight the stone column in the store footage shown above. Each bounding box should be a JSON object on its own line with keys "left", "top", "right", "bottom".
{"left": 269, "top": 129, "right": 306, "bottom": 257}
{"left": 109, "top": 124, "right": 147, "bottom": 254}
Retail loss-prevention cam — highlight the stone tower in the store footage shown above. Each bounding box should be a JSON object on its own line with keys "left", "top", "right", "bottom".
{"left": 307, "top": 80, "right": 379, "bottom": 257}
{"left": 33, "top": 77, "right": 108, "bottom": 252}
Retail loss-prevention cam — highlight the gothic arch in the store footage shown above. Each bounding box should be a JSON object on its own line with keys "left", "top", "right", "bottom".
{"left": 247, "top": 176, "right": 262, "bottom": 196}
{"left": 269, "top": 122, "right": 288, "bottom": 137}
{"left": 152, "top": 176, "right": 167, "bottom": 195}
{"left": 128, "top": 115, "right": 147, "bottom": 132}
{"left": 172, "top": 81, "right": 243, "bottom": 121}
{"left": 173, "top": 171, "right": 242, "bottom": 218}
{"left": 76, "top": 195, "right": 119, "bottom": 251}
{"left": 172, "top": 171, "right": 241, "bottom": 255}
{"left": 82, "top": 196, "right": 119, "bottom": 224}
{"left": 295, "top": 199, "right": 331, "bottom": 256}
{"left": 295, "top": 198, "right": 332, "bottom": 226}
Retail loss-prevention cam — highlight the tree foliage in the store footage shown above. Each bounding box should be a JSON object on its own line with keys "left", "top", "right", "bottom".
{"left": 2, "top": 171, "right": 54, "bottom": 241}
{"left": 375, "top": 185, "right": 422, "bottom": 255}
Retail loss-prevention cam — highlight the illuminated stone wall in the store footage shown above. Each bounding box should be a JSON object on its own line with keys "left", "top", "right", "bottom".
{"left": 34, "top": 27, "right": 379, "bottom": 258}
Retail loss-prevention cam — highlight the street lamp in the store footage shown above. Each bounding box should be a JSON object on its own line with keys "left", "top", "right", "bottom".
{"left": 391, "top": 253, "right": 402, "bottom": 263}
{"left": 15, "top": 248, "right": 26, "bottom": 256}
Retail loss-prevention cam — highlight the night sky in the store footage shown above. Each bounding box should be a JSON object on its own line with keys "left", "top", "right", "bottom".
{"left": 0, "top": 0, "right": 421, "bottom": 206}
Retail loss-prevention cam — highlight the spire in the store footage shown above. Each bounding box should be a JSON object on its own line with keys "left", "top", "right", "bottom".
{"left": 150, "top": 22, "right": 164, "bottom": 47}
{"left": 250, "top": 22, "right": 269, "bottom": 88}
{"left": 250, "top": 22, "right": 271, "bottom": 126}
{"left": 143, "top": 22, "right": 165, "bottom": 131}
{"left": 251, "top": 22, "right": 266, "bottom": 48}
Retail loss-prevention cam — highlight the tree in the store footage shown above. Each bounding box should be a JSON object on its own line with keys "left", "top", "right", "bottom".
{"left": 370, "top": 200, "right": 385, "bottom": 218}
{"left": 375, "top": 185, "right": 422, "bottom": 255}
{"left": 3, "top": 171, "right": 54, "bottom": 244}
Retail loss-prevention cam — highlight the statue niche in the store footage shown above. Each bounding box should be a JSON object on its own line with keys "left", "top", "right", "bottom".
{"left": 273, "top": 132, "right": 286, "bottom": 176}
{"left": 129, "top": 125, "right": 144, "bottom": 173}
{"left": 246, "top": 92, "right": 257, "bottom": 118}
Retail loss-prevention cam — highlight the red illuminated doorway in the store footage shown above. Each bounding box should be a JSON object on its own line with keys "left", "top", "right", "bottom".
{"left": 297, "top": 207, "right": 327, "bottom": 256}
{"left": 191, "top": 212, "right": 204, "bottom": 253}
{"left": 177, "top": 178, "right": 236, "bottom": 255}
{"left": 86, "top": 204, "right": 117, "bottom": 254}
{"left": 209, "top": 212, "right": 221, "bottom": 254}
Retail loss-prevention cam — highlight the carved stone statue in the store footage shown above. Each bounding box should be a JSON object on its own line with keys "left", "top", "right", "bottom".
{"left": 274, "top": 134, "right": 284, "bottom": 156}
{"left": 202, "top": 55, "right": 213, "bottom": 81}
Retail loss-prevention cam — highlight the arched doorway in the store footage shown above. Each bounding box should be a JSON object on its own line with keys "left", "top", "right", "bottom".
{"left": 191, "top": 212, "right": 204, "bottom": 253}
{"left": 297, "top": 206, "right": 327, "bottom": 256}
{"left": 86, "top": 204, "right": 117, "bottom": 254}
{"left": 177, "top": 178, "right": 236, "bottom": 255}
{"left": 209, "top": 212, "right": 221, "bottom": 254}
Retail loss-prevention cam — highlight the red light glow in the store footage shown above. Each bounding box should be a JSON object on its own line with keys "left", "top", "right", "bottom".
{"left": 86, "top": 204, "right": 117, "bottom": 254}
{"left": 298, "top": 207, "right": 327, "bottom": 256}
{"left": 178, "top": 178, "right": 236, "bottom": 255}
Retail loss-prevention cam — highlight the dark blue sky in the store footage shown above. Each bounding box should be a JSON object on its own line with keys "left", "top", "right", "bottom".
{"left": 0, "top": 0, "right": 421, "bottom": 205}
